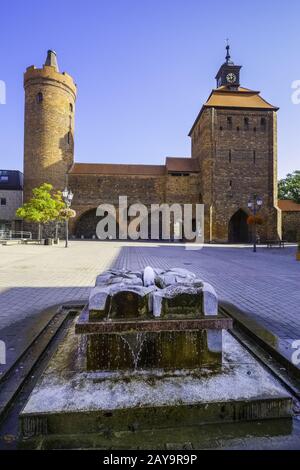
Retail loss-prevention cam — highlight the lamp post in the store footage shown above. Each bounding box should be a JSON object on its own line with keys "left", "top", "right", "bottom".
{"left": 62, "top": 187, "right": 74, "bottom": 248}
{"left": 247, "top": 195, "right": 263, "bottom": 253}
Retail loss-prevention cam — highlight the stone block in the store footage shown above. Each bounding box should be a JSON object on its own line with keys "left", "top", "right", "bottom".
{"left": 202, "top": 282, "right": 218, "bottom": 316}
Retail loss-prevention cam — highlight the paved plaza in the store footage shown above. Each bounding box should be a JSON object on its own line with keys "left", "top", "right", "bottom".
{"left": 0, "top": 241, "right": 299, "bottom": 374}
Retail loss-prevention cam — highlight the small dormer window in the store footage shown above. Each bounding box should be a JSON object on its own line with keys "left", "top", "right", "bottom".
{"left": 36, "top": 92, "right": 43, "bottom": 103}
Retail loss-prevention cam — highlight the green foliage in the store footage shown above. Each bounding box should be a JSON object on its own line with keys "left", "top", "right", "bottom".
{"left": 16, "top": 183, "right": 65, "bottom": 224}
{"left": 278, "top": 171, "right": 300, "bottom": 203}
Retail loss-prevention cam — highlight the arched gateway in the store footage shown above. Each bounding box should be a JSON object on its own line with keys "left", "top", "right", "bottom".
{"left": 228, "top": 209, "right": 250, "bottom": 243}
{"left": 75, "top": 208, "right": 120, "bottom": 239}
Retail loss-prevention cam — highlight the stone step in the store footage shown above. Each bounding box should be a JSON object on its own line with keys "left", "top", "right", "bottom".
{"left": 20, "top": 397, "right": 292, "bottom": 445}
{"left": 220, "top": 301, "right": 300, "bottom": 389}
{"left": 0, "top": 304, "right": 83, "bottom": 422}
{"left": 20, "top": 418, "right": 296, "bottom": 450}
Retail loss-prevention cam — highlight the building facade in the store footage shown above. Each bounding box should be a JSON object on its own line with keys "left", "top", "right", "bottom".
{"left": 23, "top": 50, "right": 76, "bottom": 203}
{"left": 278, "top": 200, "right": 300, "bottom": 241}
{"left": 0, "top": 170, "right": 23, "bottom": 232}
{"left": 23, "top": 48, "right": 285, "bottom": 242}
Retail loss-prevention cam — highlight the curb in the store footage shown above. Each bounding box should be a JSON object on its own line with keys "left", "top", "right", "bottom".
{"left": 220, "top": 301, "right": 300, "bottom": 397}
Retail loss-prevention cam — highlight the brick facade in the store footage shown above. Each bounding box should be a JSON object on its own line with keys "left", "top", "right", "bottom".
{"left": 22, "top": 49, "right": 287, "bottom": 242}
{"left": 190, "top": 107, "right": 280, "bottom": 242}
{"left": 278, "top": 200, "right": 300, "bottom": 241}
{"left": 23, "top": 51, "right": 76, "bottom": 203}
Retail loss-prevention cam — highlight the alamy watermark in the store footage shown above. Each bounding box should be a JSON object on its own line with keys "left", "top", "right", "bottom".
{"left": 291, "top": 340, "right": 300, "bottom": 366}
{"left": 95, "top": 196, "right": 204, "bottom": 249}
{"left": 0, "top": 340, "right": 6, "bottom": 365}
{"left": 0, "top": 80, "right": 6, "bottom": 104}
{"left": 291, "top": 80, "right": 300, "bottom": 104}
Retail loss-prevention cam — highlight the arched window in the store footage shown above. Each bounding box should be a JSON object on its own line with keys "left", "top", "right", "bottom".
{"left": 244, "top": 117, "right": 249, "bottom": 130}
{"left": 227, "top": 117, "right": 233, "bottom": 130}
{"left": 228, "top": 149, "right": 232, "bottom": 163}
{"left": 36, "top": 92, "right": 43, "bottom": 103}
{"left": 67, "top": 131, "right": 71, "bottom": 145}
{"left": 69, "top": 103, "right": 73, "bottom": 112}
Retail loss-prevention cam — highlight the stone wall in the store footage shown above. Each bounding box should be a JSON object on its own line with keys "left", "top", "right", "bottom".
{"left": 191, "top": 108, "right": 214, "bottom": 241}
{"left": 23, "top": 65, "right": 76, "bottom": 202}
{"left": 68, "top": 172, "right": 201, "bottom": 239}
{"left": 282, "top": 211, "right": 300, "bottom": 242}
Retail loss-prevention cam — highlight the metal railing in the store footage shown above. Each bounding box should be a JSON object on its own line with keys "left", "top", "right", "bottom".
{"left": 0, "top": 230, "right": 32, "bottom": 240}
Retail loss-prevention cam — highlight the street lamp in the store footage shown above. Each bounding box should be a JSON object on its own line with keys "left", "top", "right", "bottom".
{"left": 247, "top": 194, "right": 263, "bottom": 253}
{"left": 62, "top": 187, "right": 74, "bottom": 248}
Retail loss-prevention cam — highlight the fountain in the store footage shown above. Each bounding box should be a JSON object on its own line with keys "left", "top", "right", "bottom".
{"left": 77, "top": 267, "right": 227, "bottom": 371}
{"left": 19, "top": 267, "right": 292, "bottom": 449}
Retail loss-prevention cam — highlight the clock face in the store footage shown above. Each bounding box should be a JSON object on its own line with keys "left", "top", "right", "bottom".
{"left": 226, "top": 73, "right": 236, "bottom": 84}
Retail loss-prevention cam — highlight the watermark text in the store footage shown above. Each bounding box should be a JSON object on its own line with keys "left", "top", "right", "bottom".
{"left": 0, "top": 80, "right": 6, "bottom": 104}
{"left": 0, "top": 340, "right": 6, "bottom": 365}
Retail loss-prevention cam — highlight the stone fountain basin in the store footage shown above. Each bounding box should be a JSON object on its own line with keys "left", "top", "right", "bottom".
{"left": 75, "top": 306, "right": 231, "bottom": 370}
{"left": 75, "top": 305, "right": 233, "bottom": 334}
{"left": 20, "top": 316, "right": 292, "bottom": 440}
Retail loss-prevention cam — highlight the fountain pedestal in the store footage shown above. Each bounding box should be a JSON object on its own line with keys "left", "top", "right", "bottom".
{"left": 19, "top": 268, "right": 293, "bottom": 449}
{"left": 76, "top": 267, "right": 229, "bottom": 371}
{"left": 76, "top": 306, "right": 231, "bottom": 370}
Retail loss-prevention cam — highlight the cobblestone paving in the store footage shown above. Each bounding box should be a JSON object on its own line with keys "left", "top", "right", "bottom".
{"left": 0, "top": 242, "right": 121, "bottom": 374}
{"left": 0, "top": 241, "right": 299, "bottom": 375}
{"left": 113, "top": 243, "right": 300, "bottom": 340}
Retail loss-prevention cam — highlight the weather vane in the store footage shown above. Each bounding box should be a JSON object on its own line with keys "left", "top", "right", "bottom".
{"left": 225, "top": 38, "right": 231, "bottom": 63}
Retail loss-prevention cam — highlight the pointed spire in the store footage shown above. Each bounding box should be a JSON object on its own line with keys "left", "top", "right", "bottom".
{"left": 45, "top": 50, "right": 59, "bottom": 71}
{"left": 225, "top": 39, "right": 233, "bottom": 65}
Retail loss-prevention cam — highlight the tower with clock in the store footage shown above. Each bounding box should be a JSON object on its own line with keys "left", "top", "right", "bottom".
{"left": 188, "top": 43, "right": 281, "bottom": 243}
{"left": 215, "top": 43, "right": 241, "bottom": 88}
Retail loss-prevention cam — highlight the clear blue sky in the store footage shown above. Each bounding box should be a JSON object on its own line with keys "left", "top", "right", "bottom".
{"left": 0, "top": 0, "right": 299, "bottom": 178}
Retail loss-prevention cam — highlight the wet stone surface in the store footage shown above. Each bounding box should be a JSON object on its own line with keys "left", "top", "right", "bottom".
{"left": 78, "top": 267, "right": 224, "bottom": 370}
{"left": 88, "top": 267, "right": 217, "bottom": 320}
{"left": 19, "top": 320, "right": 292, "bottom": 443}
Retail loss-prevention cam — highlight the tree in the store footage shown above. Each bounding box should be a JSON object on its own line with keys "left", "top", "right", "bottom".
{"left": 16, "top": 183, "right": 64, "bottom": 240}
{"left": 53, "top": 191, "right": 66, "bottom": 240}
{"left": 278, "top": 171, "right": 300, "bottom": 203}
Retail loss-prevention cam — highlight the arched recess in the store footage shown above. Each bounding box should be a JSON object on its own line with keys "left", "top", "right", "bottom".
{"left": 75, "top": 208, "right": 119, "bottom": 239}
{"left": 228, "top": 209, "right": 250, "bottom": 243}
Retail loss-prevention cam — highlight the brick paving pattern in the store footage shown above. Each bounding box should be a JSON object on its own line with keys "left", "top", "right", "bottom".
{"left": 0, "top": 241, "right": 299, "bottom": 374}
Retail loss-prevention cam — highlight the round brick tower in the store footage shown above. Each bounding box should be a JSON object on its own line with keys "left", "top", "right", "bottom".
{"left": 23, "top": 50, "right": 77, "bottom": 201}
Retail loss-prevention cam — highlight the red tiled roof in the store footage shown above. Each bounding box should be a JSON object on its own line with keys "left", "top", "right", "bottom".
{"left": 189, "top": 86, "right": 278, "bottom": 136}
{"left": 165, "top": 157, "right": 200, "bottom": 172}
{"left": 278, "top": 199, "right": 300, "bottom": 212}
{"left": 68, "top": 163, "right": 166, "bottom": 176}
{"left": 205, "top": 87, "right": 278, "bottom": 110}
